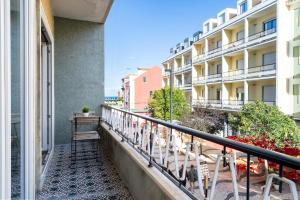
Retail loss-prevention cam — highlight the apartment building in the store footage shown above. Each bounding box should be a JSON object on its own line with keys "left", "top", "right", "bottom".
{"left": 162, "top": 38, "right": 194, "bottom": 105}
{"left": 122, "top": 67, "right": 162, "bottom": 112}
{"left": 163, "top": 0, "right": 299, "bottom": 116}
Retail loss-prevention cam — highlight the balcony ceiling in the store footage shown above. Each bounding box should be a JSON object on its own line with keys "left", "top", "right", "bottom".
{"left": 52, "top": 0, "right": 113, "bottom": 23}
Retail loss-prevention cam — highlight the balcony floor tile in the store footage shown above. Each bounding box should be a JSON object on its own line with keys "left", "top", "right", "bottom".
{"left": 37, "top": 143, "right": 133, "bottom": 200}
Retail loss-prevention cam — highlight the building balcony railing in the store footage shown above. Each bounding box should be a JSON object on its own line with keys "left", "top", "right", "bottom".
{"left": 207, "top": 99, "right": 222, "bottom": 107}
{"left": 192, "top": 99, "right": 205, "bottom": 106}
{"left": 173, "top": 64, "right": 192, "bottom": 74}
{"left": 177, "top": 83, "right": 192, "bottom": 89}
{"left": 223, "top": 69, "right": 245, "bottom": 81}
{"left": 192, "top": 99, "right": 277, "bottom": 110}
{"left": 206, "top": 73, "right": 222, "bottom": 83}
{"left": 207, "top": 47, "right": 222, "bottom": 59}
{"left": 102, "top": 105, "right": 300, "bottom": 200}
{"left": 192, "top": 76, "right": 206, "bottom": 85}
{"left": 223, "top": 39, "right": 245, "bottom": 54}
{"left": 248, "top": 28, "right": 277, "bottom": 44}
{"left": 193, "top": 54, "right": 206, "bottom": 64}
{"left": 247, "top": 63, "right": 276, "bottom": 79}
{"left": 248, "top": 100, "right": 276, "bottom": 106}
{"left": 222, "top": 99, "right": 244, "bottom": 110}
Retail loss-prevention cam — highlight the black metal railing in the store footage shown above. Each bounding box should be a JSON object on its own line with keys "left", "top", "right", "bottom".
{"left": 102, "top": 105, "right": 300, "bottom": 200}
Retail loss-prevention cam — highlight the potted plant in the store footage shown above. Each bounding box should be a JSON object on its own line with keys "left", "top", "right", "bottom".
{"left": 82, "top": 105, "right": 89, "bottom": 117}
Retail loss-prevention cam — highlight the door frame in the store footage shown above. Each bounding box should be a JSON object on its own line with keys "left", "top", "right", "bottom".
{"left": 40, "top": 4, "right": 55, "bottom": 184}
{"left": 0, "top": 0, "right": 37, "bottom": 199}
{"left": 0, "top": 0, "right": 12, "bottom": 199}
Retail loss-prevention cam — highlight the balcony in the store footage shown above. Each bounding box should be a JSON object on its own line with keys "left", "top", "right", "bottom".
{"left": 247, "top": 28, "right": 277, "bottom": 46}
{"left": 223, "top": 69, "right": 245, "bottom": 82}
{"left": 222, "top": 100, "right": 244, "bottom": 110}
{"left": 192, "top": 76, "right": 206, "bottom": 85}
{"left": 206, "top": 73, "right": 222, "bottom": 83}
{"left": 174, "top": 64, "right": 192, "bottom": 74}
{"left": 177, "top": 82, "right": 192, "bottom": 90}
{"left": 193, "top": 54, "right": 206, "bottom": 64}
{"left": 223, "top": 39, "right": 245, "bottom": 54}
{"left": 206, "top": 99, "right": 222, "bottom": 108}
{"left": 206, "top": 47, "right": 222, "bottom": 60}
{"left": 101, "top": 105, "right": 300, "bottom": 200}
{"left": 248, "top": 100, "right": 276, "bottom": 106}
{"left": 192, "top": 99, "right": 205, "bottom": 106}
{"left": 247, "top": 63, "right": 276, "bottom": 79}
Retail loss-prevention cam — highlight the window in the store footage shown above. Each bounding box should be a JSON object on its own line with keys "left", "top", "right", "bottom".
{"left": 236, "top": 59, "right": 244, "bottom": 70}
{"left": 205, "top": 23, "right": 210, "bottom": 33}
{"left": 143, "top": 76, "right": 147, "bottom": 82}
{"left": 263, "top": 18, "right": 277, "bottom": 32}
{"left": 262, "top": 86, "right": 276, "bottom": 103}
{"left": 263, "top": 52, "right": 276, "bottom": 67}
{"left": 219, "top": 14, "right": 225, "bottom": 24}
{"left": 217, "top": 40, "right": 222, "bottom": 48}
{"left": 11, "top": 0, "right": 23, "bottom": 198}
{"left": 236, "top": 88, "right": 244, "bottom": 101}
{"left": 236, "top": 30, "right": 245, "bottom": 41}
{"left": 240, "top": 1, "right": 247, "bottom": 14}
{"left": 216, "top": 89, "right": 222, "bottom": 100}
{"left": 217, "top": 64, "right": 222, "bottom": 74}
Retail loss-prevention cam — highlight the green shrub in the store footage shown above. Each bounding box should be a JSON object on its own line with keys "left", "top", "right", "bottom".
{"left": 228, "top": 101, "right": 300, "bottom": 149}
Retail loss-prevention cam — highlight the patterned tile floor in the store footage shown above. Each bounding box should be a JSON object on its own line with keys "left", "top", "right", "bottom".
{"left": 37, "top": 142, "right": 133, "bottom": 200}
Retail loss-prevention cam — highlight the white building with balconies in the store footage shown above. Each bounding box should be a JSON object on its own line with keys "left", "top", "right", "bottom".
{"left": 163, "top": 0, "right": 297, "bottom": 116}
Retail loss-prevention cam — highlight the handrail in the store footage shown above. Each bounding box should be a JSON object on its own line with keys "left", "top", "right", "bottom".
{"left": 223, "top": 69, "right": 244, "bottom": 77}
{"left": 207, "top": 73, "right": 222, "bottom": 79}
{"left": 101, "top": 104, "right": 300, "bottom": 169}
{"left": 248, "top": 63, "right": 276, "bottom": 73}
{"left": 223, "top": 38, "right": 245, "bottom": 49}
{"left": 207, "top": 46, "right": 222, "bottom": 55}
{"left": 248, "top": 28, "right": 276, "bottom": 41}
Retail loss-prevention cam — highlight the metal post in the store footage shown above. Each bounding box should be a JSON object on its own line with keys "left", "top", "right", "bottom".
{"left": 223, "top": 146, "right": 227, "bottom": 167}
{"left": 148, "top": 121, "right": 153, "bottom": 168}
{"left": 279, "top": 164, "right": 283, "bottom": 193}
{"left": 246, "top": 154, "right": 250, "bottom": 200}
{"left": 169, "top": 70, "right": 173, "bottom": 123}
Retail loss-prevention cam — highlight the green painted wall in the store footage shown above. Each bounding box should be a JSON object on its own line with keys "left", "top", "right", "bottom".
{"left": 54, "top": 17, "right": 104, "bottom": 144}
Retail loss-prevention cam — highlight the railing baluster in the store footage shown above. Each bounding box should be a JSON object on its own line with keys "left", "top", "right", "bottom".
{"left": 279, "top": 164, "right": 283, "bottom": 193}
{"left": 246, "top": 154, "right": 250, "bottom": 200}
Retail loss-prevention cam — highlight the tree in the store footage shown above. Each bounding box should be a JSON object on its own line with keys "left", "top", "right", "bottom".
{"left": 228, "top": 101, "right": 300, "bottom": 149}
{"left": 180, "top": 107, "right": 225, "bottom": 134}
{"left": 148, "top": 87, "right": 190, "bottom": 121}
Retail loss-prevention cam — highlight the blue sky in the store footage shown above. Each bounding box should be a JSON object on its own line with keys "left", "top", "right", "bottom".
{"left": 105, "top": 0, "right": 237, "bottom": 96}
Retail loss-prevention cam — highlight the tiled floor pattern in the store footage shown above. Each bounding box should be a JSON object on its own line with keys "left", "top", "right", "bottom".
{"left": 37, "top": 142, "right": 133, "bottom": 200}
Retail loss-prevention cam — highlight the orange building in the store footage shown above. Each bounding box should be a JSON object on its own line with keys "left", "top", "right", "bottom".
{"left": 121, "top": 66, "right": 162, "bottom": 112}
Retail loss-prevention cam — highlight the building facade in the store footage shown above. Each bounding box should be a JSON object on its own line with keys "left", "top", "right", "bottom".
{"left": 163, "top": 0, "right": 299, "bottom": 116}
{"left": 0, "top": 0, "right": 112, "bottom": 199}
{"left": 122, "top": 67, "right": 162, "bottom": 112}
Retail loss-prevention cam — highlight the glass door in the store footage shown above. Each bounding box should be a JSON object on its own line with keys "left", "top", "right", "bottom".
{"left": 11, "top": 0, "right": 24, "bottom": 198}
{"left": 41, "top": 25, "right": 53, "bottom": 168}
